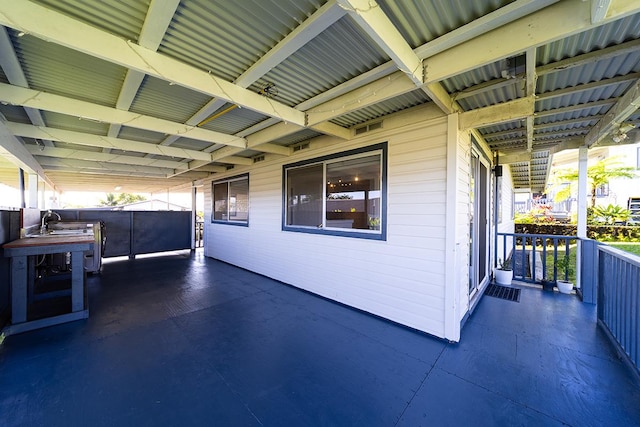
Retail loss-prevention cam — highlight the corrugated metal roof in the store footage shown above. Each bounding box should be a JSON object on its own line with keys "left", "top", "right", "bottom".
{"left": 161, "top": 0, "right": 325, "bottom": 81}
{"left": 378, "top": 0, "right": 513, "bottom": 48}
{"left": 170, "top": 136, "right": 214, "bottom": 152}
{"left": 41, "top": 111, "right": 110, "bottom": 135}
{"left": 331, "top": 89, "right": 430, "bottom": 127}
{"left": 116, "top": 126, "right": 166, "bottom": 144}
{"left": 11, "top": 31, "right": 125, "bottom": 107}
{"left": 253, "top": 16, "right": 388, "bottom": 107}
{"left": 271, "top": 129, "right": 323, "bottom": 146}
{"left": 0, "top": 105, "right": 31, "bottom": 124}
{"left": 537, "top": 15, "right": 640, "bottom": 64}
{"left": 199, "top": 103, "right": 270, "bottom": 135}
{"left": 130, "top": 75, "right": 211, "bottom": 124}
{"left": 31, "top": 0, "right": 149, "bottom": 41}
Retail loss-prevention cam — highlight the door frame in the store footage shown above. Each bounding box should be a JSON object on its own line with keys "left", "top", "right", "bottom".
{"left": 469, "top": 143, "right": 491, "bottom": 300}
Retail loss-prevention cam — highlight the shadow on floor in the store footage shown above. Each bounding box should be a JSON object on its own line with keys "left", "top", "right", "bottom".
{"left": 1, "top": 250, "right": 639, "bottom": 426}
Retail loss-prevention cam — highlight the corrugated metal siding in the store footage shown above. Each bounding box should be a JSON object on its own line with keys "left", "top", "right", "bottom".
{"left": 129, "top": 75, "right": 211, "bottom": 124}
{"left": 161, "top": 0, "right": 325, "bottom": 81}
{"left": 31, "top": 0, "right": 149, "bottom": 41}
{"left": 253, "top": 16, "right": 388, "bottom": 107}
{"left": 203, "top": 112, "right": 450, "bottom": 337}
{"left": 378, "top": 0, "right": 513, "bottom": 48}
{"left": 11, "top": 31, "right": 126, "bottom": 107}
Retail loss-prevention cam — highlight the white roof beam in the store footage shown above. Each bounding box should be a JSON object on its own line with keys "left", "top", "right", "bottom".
{"left": 592, "top": 0, "right": 612, "bottom": 23}
{"left": 423, "top": 0, "right": 640, "bottom": 84}
{"left": 6, "top": 122, "right": 214, "bottom": 162}
{"left": 537, "top": 38, "right": 640, "bottom": 76}
{"left": 336, "top": 0, "right": 455, "bottom": 113}
{"left": 109, "top": 0, "right": 180, "bottom": 147}
{"left": 0, "top": 118, "right": 53, "bottom": 187}
{"left": 585, "top": 79, "right": 640, "bottom": 147}
{"left": 36, "top": 157, "right": 176, "bottom": 177}
{"left": 0, "top": 26, "right": 54, "bottom": 148}
{"left": 537, "top": 73, "right": 640, "bottom": 101}
{"left": 459, "top": 97, "right": 535, "bottom": 130}
{"left": 525, "top": 48, "right": 537, "bottom": 153}
{"left": 415, "top": 0, "right": 559, "bottom": 59}
{"left": 337, "top": 0, "right": 421, "bottom": 86}
{"left": 0, "top": 1, "right": 306, "bottom": 127}
{"left": 0, "top": 84, "right": 246, "bottom": 149}
{"left": 249, "top": 0, "right": 624, "bottom": 146}
{"left": 161, "top": 1, "right": 347, "bottom": 149}
{"left": 27, "top": 146, "right": 190, "bottom": 170}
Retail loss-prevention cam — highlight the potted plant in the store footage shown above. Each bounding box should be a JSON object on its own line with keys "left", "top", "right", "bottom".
{"left": 556, "top": 255, "right": 574, "bottom": 294}
{"left": 494, "top": 254, "right": 513, "bottom": 285}
{"left": 540, "top": 275, "right": 556, "bottom": 292}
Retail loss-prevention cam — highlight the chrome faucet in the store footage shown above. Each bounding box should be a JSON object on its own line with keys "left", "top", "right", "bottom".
{"left": 40, "top": 210, "right": 61, "bottom": 234}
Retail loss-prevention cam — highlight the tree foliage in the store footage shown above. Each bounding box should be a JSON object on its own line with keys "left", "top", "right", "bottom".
{"left": 550, "top": 157, "right": 637, "bottom": 207}
{"left": 99, "top": 193, "right": 146, "bottom": 206}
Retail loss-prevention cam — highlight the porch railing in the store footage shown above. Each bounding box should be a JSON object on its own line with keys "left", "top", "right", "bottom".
{"left": 497, "top": 232, "right": 577, "bottom": 284}
{"left": 597, "top": 245, "right": 640, "bottom": 377}
{"left": 497, "top": 231, "right": 640, "bottom": 377}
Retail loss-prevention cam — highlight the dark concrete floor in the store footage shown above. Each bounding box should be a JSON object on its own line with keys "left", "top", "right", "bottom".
{"left": 1, "top": 250, "right": 639, "bottom": 426}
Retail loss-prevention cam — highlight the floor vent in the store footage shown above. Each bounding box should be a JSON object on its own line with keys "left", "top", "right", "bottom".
{"left": 485, "top": 284, "right": 520, "bottom": 302}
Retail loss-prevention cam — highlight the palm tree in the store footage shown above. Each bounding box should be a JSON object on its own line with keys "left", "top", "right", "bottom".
{"left": 99, "top": 193, "right": 146, "bottom": 206}
{"left": 551, "top": 157, "right": 637, "bottom": 207}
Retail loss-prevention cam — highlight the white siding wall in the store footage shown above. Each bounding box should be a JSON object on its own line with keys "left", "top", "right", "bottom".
{"left": 204, "top": 106, "right": 451, "bottom": 337}
{"left": 455, "top": 130, "right": 471, "bottom": 325}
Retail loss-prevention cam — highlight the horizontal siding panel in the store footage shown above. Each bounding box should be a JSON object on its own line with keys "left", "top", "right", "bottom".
{"left": 204, "top": 114, "right": 451, "bottom": 337}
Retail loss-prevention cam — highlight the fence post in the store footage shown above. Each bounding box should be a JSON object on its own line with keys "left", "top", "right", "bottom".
{"left": 579, "top": 238, "right": 599, "bottom": 304}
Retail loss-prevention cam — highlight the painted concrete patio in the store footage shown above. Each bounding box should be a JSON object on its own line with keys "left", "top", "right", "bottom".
{"left": 1, "top": 250, "right": 639, "bottom": 426}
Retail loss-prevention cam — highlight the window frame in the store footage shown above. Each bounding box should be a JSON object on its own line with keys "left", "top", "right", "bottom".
{"left": 282, "top": 143, "right": 387, "bottom": 240}
{"left": 211, "top": 173, "right": 249, "bottom": 226}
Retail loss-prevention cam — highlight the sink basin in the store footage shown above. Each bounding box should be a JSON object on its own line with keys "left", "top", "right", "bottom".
{"left": 26, "top": 229, "right": 92, "bottom": 238}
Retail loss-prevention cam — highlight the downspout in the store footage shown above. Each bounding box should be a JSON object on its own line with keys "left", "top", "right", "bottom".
{"left": 493, "top": 152, "right": 500, "bottom": 269}
{"left": 18, "top": 168, "right": 25, "bottom": 208}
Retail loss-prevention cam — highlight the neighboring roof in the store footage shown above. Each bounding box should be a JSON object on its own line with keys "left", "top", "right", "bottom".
{"left": 0, "top": 0, "right": 638, "bottom": 193}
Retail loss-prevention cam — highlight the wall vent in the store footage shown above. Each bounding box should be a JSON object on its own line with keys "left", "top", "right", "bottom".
{"left": 293, "top": 142, "right": 310, "bottom": 152}
{"left": 355, "top": 121, "right": 383, "bottom": 135}
{"left": 253, "top": 155, "right": 265, "bottom": 163}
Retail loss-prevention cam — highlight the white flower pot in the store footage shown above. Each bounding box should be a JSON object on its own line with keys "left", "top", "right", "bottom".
{"left": 494, "top": 269, "right": 513, "bottom": 285}
{"left": 557, "top": 280, "right": 573, "bottom": 294}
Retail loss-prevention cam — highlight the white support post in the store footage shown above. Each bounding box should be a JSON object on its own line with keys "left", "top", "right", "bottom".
{"left": 27, "top": 173, "right": 38, "bottom": 208}
{"left": 191, "top": 185, "right": 197, "bottom": 250}
{"left": 444, "top": 113, "right": 461, "bottom": 342}
{"left": 576, "top": 145, "right": 589, "bottom": 291}
{"left": 577, "top": 145, "right": 589, "bottom": 238}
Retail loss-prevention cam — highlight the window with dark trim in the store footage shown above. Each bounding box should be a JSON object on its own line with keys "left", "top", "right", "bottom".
{"left": 212, "top": 174, "right": 249, "bottom": 225}
{"left": 283, "top": 143, "right": 387, "bottom": 240}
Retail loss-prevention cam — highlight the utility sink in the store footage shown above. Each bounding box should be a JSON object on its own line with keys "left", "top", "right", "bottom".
{"left": 26, "top": 229, "right": 92, "bottom": 238}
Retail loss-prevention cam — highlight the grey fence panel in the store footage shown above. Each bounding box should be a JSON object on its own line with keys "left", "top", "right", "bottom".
{"left": 78, "top": 210, "right": 131, "bottom": 257}
{"left": 132, "top": 211, "right": 191, "bottom": 255}
{"left": 598, "top": 246, "right": 640, "bottom": 378}
{"left": 580, "top": 239, "right": 599, "bottom": 304}
{"left": 0, "top": 210, "right": 20, "bottom": 328}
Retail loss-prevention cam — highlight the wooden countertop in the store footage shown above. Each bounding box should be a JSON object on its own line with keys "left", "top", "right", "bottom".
{"left": 3, "top": 234, "right": 95, "bottom": 248}
{"left": 3, "top": 235, "right": 95, "bottom": 257}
